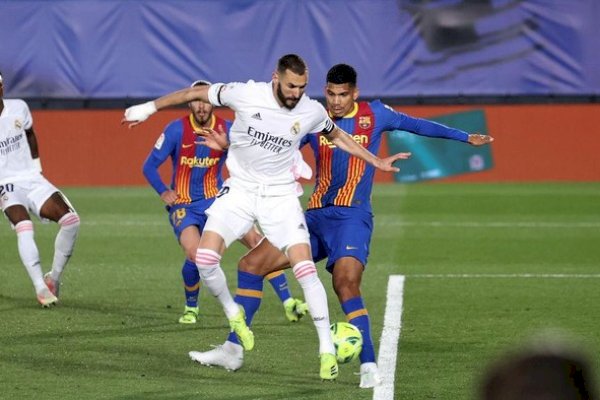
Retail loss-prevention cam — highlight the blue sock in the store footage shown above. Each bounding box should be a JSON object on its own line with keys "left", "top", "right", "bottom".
{"left": 227, "top": 270, "right": 264, "bottom": 344}
{"left": 342, "top": 296, "right": 376, "bottom": 364}
{"left": 266, "top": 270, "right": 291, "bottom": 303}
{"left": 182, "top": 259, "right": 200, "bottom": 308}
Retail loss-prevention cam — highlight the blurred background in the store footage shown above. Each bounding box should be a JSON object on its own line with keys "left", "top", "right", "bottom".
{"left": 1, "top": 0, "right": 598, "bottom": 184}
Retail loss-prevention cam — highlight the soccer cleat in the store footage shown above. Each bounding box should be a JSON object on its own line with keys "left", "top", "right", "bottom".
{"left": 189, "top": 343, "right": 243, "bottom": 371}
{"left": 43, "top": 272, "right": 60, "bottom": 298}
{"left": 37, "top": 287, "right": 58, "bottom": 308}
{"left": 319, "top": 353, "right": 339, "bottom": 381}
{"left": 283, "top": 298, "right": 309, "bottom": 322}
{"left": 359, "top": 362, "right": 383, "bottom": 388}
{"left": 178, "top": 306, "right": 200, "bottom": 324}
{"left": 228, "top": 307, "right": 254, "bottom": 351}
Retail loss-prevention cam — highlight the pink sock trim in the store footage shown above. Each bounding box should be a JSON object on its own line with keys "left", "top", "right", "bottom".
{"left": 293, "top": 260, "right": 317, "bottom": 280}
{"left": 195, "top": 248, "right": 221, "bottom": 267}
{"left": 15, "top": 220, "right": 34, "bottom": 234}
{"left": 58, "top": 212, "right": 80, "bottom": 227}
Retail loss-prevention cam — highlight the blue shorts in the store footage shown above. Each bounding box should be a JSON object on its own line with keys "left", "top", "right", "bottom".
{"left": 305, "top": 206, "right": 373, "bottom": 273}
{"left": 167, "top": 198, "right": 215, "bottom": 241}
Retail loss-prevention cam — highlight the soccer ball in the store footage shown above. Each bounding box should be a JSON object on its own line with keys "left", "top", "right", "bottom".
{"left": 330, "top": 322, "right": 363, "bottom": 363}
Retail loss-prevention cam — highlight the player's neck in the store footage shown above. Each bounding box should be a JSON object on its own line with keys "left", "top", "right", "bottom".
{"left": 191, "top": 113, "right": 214, "bottom": 130}
{"left": 271, "top": 83, "right": 285, "bottom": 108}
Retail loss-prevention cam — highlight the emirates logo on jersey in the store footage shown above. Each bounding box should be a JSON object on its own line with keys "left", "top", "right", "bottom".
{"left": 358, "top": 116, "right": 371, "bottom": 129}
{"left": 291, "top": 121, "right": 300, "bottom": 135}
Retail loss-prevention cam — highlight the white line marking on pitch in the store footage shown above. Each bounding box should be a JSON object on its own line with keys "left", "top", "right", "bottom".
{"left": 408, "top": 273, "right": 600, "bottom": 279}
{"left": 376, "top": 220, "right": 600, "bottom": 229}
{"left": 374, "top": 275, "right": 405, "bottom": 400}
{"left": 372, "top": 272, "right": 598, "bottom": 400}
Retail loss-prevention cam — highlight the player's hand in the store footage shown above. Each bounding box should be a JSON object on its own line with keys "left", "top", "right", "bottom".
{"left": 195, "top": 126, "right": 229, "bottom": 151}
{"left": 375, "top": 152, "right": 411, "bottom": 172}
{"left": 160, "top": 190, "right": 178, "bottom": 206}
{"left": 468, "top": 133, "right": 494, "bottom": 146}
{"left": 121, "top": 101, "right": 157, "bottom": 128}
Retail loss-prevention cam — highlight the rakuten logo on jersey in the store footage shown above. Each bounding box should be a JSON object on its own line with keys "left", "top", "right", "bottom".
{"left": 319, "top": 134, "right": 369, "bottom": 149}
{"left": 180, "top": 156, "right": 221, "bottom": 168}
{"left": 247, "top": 126, "right": 292, "bottom": 154}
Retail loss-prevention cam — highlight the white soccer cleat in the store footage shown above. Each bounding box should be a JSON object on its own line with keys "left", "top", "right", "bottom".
{"left": 36, "top": 287, "right": 58, "bottom": 308}
{"left": 189, "top": 341, "right": 243, "bottom": 372}
{"left": 359, "top": 362, "right": 383, "bottom": 388}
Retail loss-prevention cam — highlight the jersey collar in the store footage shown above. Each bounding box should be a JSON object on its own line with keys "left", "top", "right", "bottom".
{"left": 189, "top": 113, "right": 215, "bottom": 133}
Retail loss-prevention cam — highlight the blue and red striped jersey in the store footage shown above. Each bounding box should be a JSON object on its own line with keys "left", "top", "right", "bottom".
{"left": 143, "top": 113, "right": 229, "bottom": 204}
{"left": 305, "top": 100, "right": 469, "bottom": 212}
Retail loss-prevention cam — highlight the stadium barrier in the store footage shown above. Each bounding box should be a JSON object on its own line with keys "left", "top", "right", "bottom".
{"left": 32, "top": 104, "right": 600, "bottom": 186}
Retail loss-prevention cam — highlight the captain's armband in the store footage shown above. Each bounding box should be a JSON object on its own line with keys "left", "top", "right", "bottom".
{"left": 320, "top": 118, "right": 336, "bottom": 136}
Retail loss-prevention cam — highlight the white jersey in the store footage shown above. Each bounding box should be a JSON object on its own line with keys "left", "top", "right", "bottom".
{"left": 0, "top": 99, "right": 37, "bottom": 184}
{"left": 208, "top": 80, "right": 333, "bottom": 188}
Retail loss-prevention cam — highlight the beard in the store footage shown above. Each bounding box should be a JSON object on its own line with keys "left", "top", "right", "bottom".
{"left": 276, "top": 82, "right": 301, "bottom": 110}
{"left": 192, "top": 111, "right": 210, "bottom": 126}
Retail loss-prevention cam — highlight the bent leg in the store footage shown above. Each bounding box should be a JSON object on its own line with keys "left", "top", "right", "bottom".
{"left": 225, "top": 238, "right": 289, "bottom": 344}
{"left": 287, "top": 243, "right": 335, "bottom": 356}
{"left": 332, "top": 257, "right": 376, "bottom": 365}
{"left": 40, "top": 192, "right": 80, "bottom": 285}
{"left": 5, "top": 205, "right": 47, "bottom": 293}
{"left": 180, "top": 226, "right": 202, "bottom": 308}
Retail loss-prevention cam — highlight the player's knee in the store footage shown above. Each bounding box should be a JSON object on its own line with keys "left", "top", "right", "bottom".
{"left": 239, "top": 255, "right": 259, "bottom": 274}
{"left": 58, "top": 212, "right": 80, "bottom": 232}
{"left": 184, "top": 248, "right": 197, "bottom": 263}
{"left": 333, "top": 277, "right": 361, "bottom": 300}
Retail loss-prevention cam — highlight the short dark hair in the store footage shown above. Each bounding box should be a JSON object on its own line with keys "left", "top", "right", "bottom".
{"left": 190, "top": 79, "right": 211, "bottom": 88}
{"left": 277, "top": 54, "right": 307, "bottom": 75}
{"left": 326, "top": 64, "right": 357, "bottom": 86}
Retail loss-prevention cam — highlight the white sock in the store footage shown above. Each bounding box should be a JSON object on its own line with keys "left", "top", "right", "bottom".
{"left": 292, "top": 260, "right": 335, "bottom": 355}
{"left": 51, "top": 212, "right": 80, "bottom": 281}
{"left": 195, "top": 248, "right": 238, "bottom": 318}
{"left": 15, "top": 221, "right": 46, "bottom": 292}
{"left": 223, "top": 340, "right": 243, "bottom": 356}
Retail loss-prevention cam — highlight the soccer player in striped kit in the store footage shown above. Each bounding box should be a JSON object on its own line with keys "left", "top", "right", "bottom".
{"left": 211, "top": 63, "right": 493, "bottom": 388}
{"left": 143, "top": 80, "right": 308, "bottom": 325}
{"left": 0, "top": 71, "right": 80, "bottom": 307}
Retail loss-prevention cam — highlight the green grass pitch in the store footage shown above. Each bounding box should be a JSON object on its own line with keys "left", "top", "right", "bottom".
{"left": 1, "top": 183, "right": 599, "bottom": 399}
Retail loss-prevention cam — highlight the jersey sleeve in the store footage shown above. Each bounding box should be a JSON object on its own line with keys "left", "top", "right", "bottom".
{"left": 375, "top": 100, "right": 469, "bottom": 142}
{"left": 142, "top": 122, "right": 178, "bottom": 195}
{"left": 21, "top": 100, "right": 33, "bottom": 130}
{"left": 208, "top": 81, "right": 248, "bottom": 109}
{"left": 207, "top": 83, "right": 227, "bottom": 107}
{"left": 310, "top": 102, "right": 336, "bottom": 135}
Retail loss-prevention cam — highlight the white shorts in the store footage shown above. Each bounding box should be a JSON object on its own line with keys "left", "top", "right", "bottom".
{"left": 0, "top": 175, "right": 62, "bottom": 221}
{"left": 205, "top": 180, "right": 310, "bottom": 251}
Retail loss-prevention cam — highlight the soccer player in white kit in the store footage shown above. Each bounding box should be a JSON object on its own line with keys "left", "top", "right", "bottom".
{"left": 123, "top": 54, "right": 410, "bottom": 380}
{"left": 0, "top": 71, "right": 80, "bottom": 307}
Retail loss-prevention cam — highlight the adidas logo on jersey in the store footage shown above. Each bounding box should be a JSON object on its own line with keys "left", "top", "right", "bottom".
{"left": 251, "top": 112, "right": 262, "bottom": 120}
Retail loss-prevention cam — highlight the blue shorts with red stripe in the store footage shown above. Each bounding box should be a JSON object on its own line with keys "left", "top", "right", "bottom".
{"left": 305, "top": 206, "right": 373, "bottom": 273}
{"left": 167, "top": 198, "right": 215, "bottom": 241}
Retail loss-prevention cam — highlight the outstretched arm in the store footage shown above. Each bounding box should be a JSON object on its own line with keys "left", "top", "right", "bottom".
{"left": 392, "top": 111, "right": 494, "bottom": 146}
{"left": 324, "top": 126, "right": 411, "bottom": 172}
{"left": 122, "top": 85, "right": 211, "bottom": 128}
